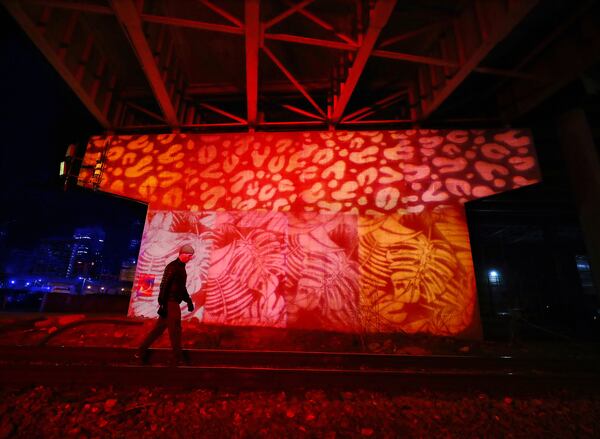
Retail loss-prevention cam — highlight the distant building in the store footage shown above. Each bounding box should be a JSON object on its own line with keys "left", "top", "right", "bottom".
{"left": 119, "top": 221, "right": 142, "bottom": 283}
{"left": 67, "top": 226, "right": 105, "bottom": 279}
{"left": 3, "top": 248, "right": 35, "bottom": 275}
{"left": 119, "top": 260, "right": 137, "bottom": 283}
{"left": 32, "top": 236, "right": 72, "bottom": 277}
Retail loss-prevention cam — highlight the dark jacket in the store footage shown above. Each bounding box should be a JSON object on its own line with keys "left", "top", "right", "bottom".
{"left": 158, "top": 258, "right": 192, "bottom": 305}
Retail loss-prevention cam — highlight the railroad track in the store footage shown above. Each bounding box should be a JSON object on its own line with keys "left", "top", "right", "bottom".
{"left": 1, "top": 346, "right": 598, "bottom": 394}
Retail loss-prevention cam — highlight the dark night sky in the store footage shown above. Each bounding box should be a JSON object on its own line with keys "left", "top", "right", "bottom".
{"left": 0, "top": 7, "right": 147, "bottom": 272}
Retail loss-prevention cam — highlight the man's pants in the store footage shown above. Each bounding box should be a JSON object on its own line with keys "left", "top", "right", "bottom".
{"left": 138, "top": 301, "right": 182, "bottom": 361}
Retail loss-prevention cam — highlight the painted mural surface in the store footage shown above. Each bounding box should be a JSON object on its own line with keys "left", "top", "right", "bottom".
{"left": 80, "top": 130, "right": 540, "bottom": 336}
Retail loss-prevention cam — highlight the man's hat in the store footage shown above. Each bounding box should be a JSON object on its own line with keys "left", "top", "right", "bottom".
{"left": 179, "top": 244, "right": 195, "bottom": 254}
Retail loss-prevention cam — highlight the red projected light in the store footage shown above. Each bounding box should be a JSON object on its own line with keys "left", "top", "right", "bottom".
{"left": 80, "top": 129, "right": 540, "bottom": 337}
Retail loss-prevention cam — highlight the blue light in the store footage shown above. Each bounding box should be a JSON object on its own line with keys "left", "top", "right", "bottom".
{"left": 10, "top": 280, "right": 15, "bottom": 285}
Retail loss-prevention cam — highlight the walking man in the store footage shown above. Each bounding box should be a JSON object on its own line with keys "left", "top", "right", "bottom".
{"left": 136, "top": 244, "right": 195, "bottom": 365}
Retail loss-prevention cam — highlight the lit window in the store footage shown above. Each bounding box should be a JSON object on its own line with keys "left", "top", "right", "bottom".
{"left": 488, "top": 269, "right": 502, "bottom": 286}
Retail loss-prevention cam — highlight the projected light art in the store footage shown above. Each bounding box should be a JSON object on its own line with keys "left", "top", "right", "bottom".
{"left": 79, "top": 129, "right": 540, "bottom": 337}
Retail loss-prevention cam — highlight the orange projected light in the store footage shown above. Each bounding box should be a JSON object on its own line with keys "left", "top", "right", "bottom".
{"left": 80, "top": 130, "right": 540, "bottom": 337}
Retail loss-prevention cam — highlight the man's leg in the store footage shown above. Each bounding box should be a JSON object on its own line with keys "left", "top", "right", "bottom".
{"left": 166, "top": 301, "right": 182, "bottom": 364}
{"left": 137, "top": 317, "right": 168, "bottom": 361}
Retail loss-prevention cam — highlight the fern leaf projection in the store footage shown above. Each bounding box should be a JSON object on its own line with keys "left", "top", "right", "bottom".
{"left": 285, "top": 216, "right": 360, "bottom": 332}
{"left": 130, "top": 211, "right": 214, "bottom": 318}
{"left": 358, "top": 212, "right": 473, "bottom": 335}
{"left": 358, "top": 215, "right": 420, "bottom": 329}
{"left": 201, "top": 223, "right": 287, "bottom": 327}
{"left": 386, "top": 236, "right": 457, "bottom": 304}
{"left": 430, "top": 205, "right": 475, "bottom": 274}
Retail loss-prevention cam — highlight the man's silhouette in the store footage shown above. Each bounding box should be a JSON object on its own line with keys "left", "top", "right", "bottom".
{"left": 136, "top": 244, "right": 195, "bottom": 365}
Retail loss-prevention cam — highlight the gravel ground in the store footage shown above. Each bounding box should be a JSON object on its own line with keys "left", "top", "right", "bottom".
{"left": 1, "top": 315, "right": 600, "bottom": 438}
{"left": 1, "top": 385, "right": 599, "bottom": 438}
{"left": 1, "top": 314, "right": 598, "bottom": 359}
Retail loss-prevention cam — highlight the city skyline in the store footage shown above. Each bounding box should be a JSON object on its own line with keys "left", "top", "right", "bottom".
{"left": 1, "top": 219, "right": 143, "bottom": 279}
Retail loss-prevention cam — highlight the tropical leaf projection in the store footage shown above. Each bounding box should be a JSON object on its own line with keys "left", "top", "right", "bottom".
{"left": 98, "top": 129, "right": 542, "bottom": 338}
{"left": 357, "top": 210, "right": 474, "bottom": 334}
{"left": 202, "top": 214, "right": 287, "bottom": 327}
{"left": 130, "top": 210, "right": 214, "bottom": 319}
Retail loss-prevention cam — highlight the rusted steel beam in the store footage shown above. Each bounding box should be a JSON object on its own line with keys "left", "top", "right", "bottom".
{"left": 281, "top": 104, "right": 325, "bottom": 121}
{"left": 184, "top": 122, "right": 247, "bottom": 128}
{"left": 473, "top": 66, "right": 543, "bottom": 81}
{"left": 3, "top": 0, "right": 111, "bottom": 127}
{"left": 111, "top": 0, "right": 179, "bottom": 127}
{"left": 374, "top": 49, "right": 543, "bottom": 80}
{"left": 378, "top": 21, "right": 448, "bottom": 49}
{"left": 339, "top": 119, "right": 414, "bottom": 125}
{"left": 57, "top": 10, "right": 79, "bottom": 61}
{"left": 373, "top": 49, "right": 456, "bottom": 67}
{"left": 264, "top": 33, "right": 357, "bottom": 50}
{"left": 75, "top": 34, "right": 94, "bottom": 82}
{"left": 185, "top": 78, "right": 330, "bottom": 95}
{"left": 439, "top": 34, "right": 455, "bottom": 79}
{"left": 331, "top": 0, "right": 397, "bottom": 123}
{"left": 264, "top": 0, "right": 316, "bottom": 30}
{"left": 141, "top": 13, "right": 244, "bottom": 35}
{"left": 449, "top": 0, "right": 595, "bottom": 118}
{"left": 498, "top": 1, "right": 600, "bottom": 119}
{"left": 418, "top": 0, "right": 538, "bottom": 120}
{"left": 89, "top": 56, "right": 107, "bottom": 102}
{"left": 408, "top": 85, "right": 418, "bottom": 121}
{"left": 260, "top": 121, "right": 324, "bottom": 127}
{"left": 126, "top": 101, "right": 166, "bottom": 123}
{"left": 102, "top": 74, "right": 117, "bottom": 117}
{"left": 198, "top": 0, "right": 243, "bottom": 28}
{"left": 199, "top": 103, "right": 247, "bottom": 124}
{"left": 244, "top": 0, "right": 260, "bottom": 126}
{"left": 262, "top": 45, "right": 326, "bottom": 117}
{"left": 282, "top": 0, "right": 356, "bottom": 45}
{"left": 418, "top": 66, "right": 432, "bottom": 114}
{"left": 342, "top": 88, "right": 408, "bottom": 122}
{"left": 36, "top": 6, "right": 52, "bottom": 34}
{"left": 26, "top": 0, "right": 113, "bottom": 14}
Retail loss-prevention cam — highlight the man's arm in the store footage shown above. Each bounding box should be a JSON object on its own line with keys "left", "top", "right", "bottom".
{"left": 158, "top": 264, "right": 173, "bottom": 305}
{"left": 181, "top": 270, "right": 194, "bottom": 311}
{"left": 183, "top": 286, "right": 194, "bottom": 311}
